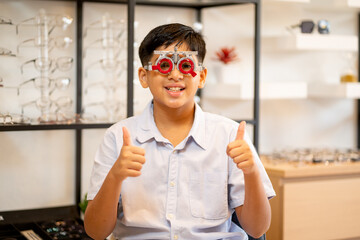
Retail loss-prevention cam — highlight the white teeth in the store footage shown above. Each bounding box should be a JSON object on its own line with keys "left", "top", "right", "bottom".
{"left": 167, "top": 87, "right": 182, "bottom": 92}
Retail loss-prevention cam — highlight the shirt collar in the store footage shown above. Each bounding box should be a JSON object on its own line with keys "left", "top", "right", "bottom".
{"left": 136, "top": 101, "right": 207, "bottom": 150}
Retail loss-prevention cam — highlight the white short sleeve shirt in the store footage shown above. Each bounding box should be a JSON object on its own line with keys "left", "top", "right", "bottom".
{"left": 87, "top": 101, "right": 276, "bottom": 240}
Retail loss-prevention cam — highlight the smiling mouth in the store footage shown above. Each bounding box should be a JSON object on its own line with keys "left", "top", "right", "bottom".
{"left": 165, "top": 87, "right": 185, "bottom": 92}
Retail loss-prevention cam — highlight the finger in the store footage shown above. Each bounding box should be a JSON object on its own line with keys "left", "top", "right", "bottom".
{"left": 125, "top": 169, "right": 142, "bottom": 178}
{"left": 127, "top": 161, "right": 144, "bottom": 171}
{"left": 129, "top": 154, "right": 146, "bottom": 164}
{"left": 235, "top": 121, "right": 246, "bottom": 140}
{"left": 122, "top": 126, "right": 132, "bottom": 146}
{"left": 228, "top": 147, "right": 244, "bottom": 159}
{"left": 232, "top": 152, "right": 251, "bottom": 164}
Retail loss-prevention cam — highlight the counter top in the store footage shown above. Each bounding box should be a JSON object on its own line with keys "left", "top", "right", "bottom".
{"left": 261, "top": 157, "right": 360, "bottom": 178}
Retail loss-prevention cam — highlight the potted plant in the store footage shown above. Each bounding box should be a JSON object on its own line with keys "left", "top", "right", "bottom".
{"left": 213, "top": 46, "right": 240, "bottom": 83}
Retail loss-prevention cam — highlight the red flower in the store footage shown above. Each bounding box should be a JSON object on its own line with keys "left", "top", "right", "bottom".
{"left": 215, "top": 47, "right": 239, "bottom": 64}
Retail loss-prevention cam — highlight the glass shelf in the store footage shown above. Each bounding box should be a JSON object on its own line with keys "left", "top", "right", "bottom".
{"left": 0, "top": 123, "right": 113, "bottom": 131}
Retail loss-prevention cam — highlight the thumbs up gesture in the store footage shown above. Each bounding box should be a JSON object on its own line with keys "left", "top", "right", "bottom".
{"left": 111, "top": 127, "right": 146, "bottom": 181}
{"left": 226, "top": 121, "right": 256, "bottom": 175}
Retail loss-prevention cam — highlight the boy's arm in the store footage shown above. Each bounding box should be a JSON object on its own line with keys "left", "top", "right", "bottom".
{"left": 226, "top": 121, "right": 271, "bottom": 238}
{"left": 84, "top": 127, "right": 146, "bottom": 240}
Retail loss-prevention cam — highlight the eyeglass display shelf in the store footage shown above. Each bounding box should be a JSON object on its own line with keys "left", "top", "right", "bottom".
{"left": 263, "top": 0, "right": 360, "bottom": 9}
{"left": 45, "top": 0, "right": 259, "bottom": 7}
{"left": 263, "top": 0, "right": 360, "bottom": 6}
{"left": 0, "top": 122, "right": 113, "bottom": 131}
{"left": 265, "top": 34, "right": 358, "bottom": 52}
{"left": 308, "top": 82, "right": 360, "bottom": 99}
{"left": 0, "top": 205, "right": 79, "bottom": 225}
{"left": 263, "top": 0, "right": 310, "bottom": 3}
{"left": 302, "top": 0, "right": 360, "bottom": 11}
{"left": 202, "top": 81, "right": 307, "bottom": 100}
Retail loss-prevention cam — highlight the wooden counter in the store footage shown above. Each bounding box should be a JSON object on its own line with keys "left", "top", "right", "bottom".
{"left": 262, "top": 158, "right": 360, "bottom": 240}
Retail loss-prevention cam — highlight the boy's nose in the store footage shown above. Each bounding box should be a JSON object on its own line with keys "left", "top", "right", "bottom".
{"left": 168, "top": 66, "right": 183, "bottom": 81}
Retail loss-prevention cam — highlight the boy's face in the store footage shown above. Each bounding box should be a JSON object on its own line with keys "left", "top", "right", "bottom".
{"left": 138, "top": 42, "right": 207, "bottom": 111}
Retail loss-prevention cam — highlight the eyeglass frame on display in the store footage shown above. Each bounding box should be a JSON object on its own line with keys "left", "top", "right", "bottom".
{"left": 288, "top": 19, "right": 330, "bottom": 34}
{"left": 84, "top": 79, "right": 125, "bottom": 94}
{"left": 21, "top": 95, "right": 73, "bottom": 112}
{"left": 82, "top": 100, "right": 125, "bottom": 122}
{"left": 17, "top": 76, "right": 71, "bottom": 95}
{"left": 16, "top": 13, "right": 73, "bottom": 35}
{"left": 83, "top": 37, "right": 125, "bottom": 58}
{"left": 20, "top": 56, "right": 73, "bottom": 74}
{"left": 0, "top": 16, "right": 13, "bottom": 25}
{"left": 0, "top": 47, "right": 16, "bottom": 57}
{"left": 84, "top": 58, "right": 126, "bottom": 78}
{"left": 17, "top": 36, "right": 73, "bottom": 54}
{"left": 83, "top": 18, "right": 125, "bottom": 38}
{"left": 0, "top": 113, "right": 30, "bottom": 125}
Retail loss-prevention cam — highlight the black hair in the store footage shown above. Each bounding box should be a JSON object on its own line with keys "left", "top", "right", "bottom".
{"left": 138, "top": 23, "right": 206, "bottom": 66}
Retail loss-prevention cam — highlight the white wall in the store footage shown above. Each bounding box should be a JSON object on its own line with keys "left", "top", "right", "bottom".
{"left": 201, "top": 1, "right": 358, "bottom": 153}
{"left": 0, "top": 0, "right": 358, "bottom": 211}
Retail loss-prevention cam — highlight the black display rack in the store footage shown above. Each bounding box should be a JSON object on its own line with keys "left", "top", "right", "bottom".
{"left": 0, "top": 0, "right": 261, "bottom": 230}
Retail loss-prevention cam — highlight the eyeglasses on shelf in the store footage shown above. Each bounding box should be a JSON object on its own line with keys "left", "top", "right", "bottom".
{"left": 17, "top": 76, "right": 71, "bottom": 95}
{"left": 16, "top": 10, "right": 73, "bottom": 35}
{"left": 0, "top": 16, "right": 13, "bottom": 25}
{"left": 82, "top": 100, "right": 125, "bottom": 122}
{"left": 84, "top": 79, "right": 125, "bottom": 94}
{"left": 20, "top": 56, "right": 73, "bottom": 74}
{"left": 85, "top": 58, "right": 126, "bottom": 78}
{"left": 17, "top": 36, "right": 73, "bottom": 54}
{"left": 0, "top": 113, "right": 30, "bottom": 125}
{"left": 0, "top": 47, "right": 16, "bottom": 57}
{"left": 83, "top": 37, "right": 125, "bottom": 58}
{"left": 21, "top": 95, "right": 72, "bottom": 112}
{"left": 83, "top": 15, "right": 125, "bottom": 38}
{"left": 288, "top": 19, "right": 330, "bottom": 34}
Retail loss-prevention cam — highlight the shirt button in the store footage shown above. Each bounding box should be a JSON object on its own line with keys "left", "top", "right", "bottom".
{"left": 174, "top": 234, "right": 178, "bottom": 239}
{"left": 168, "top": 214, "right": 174, "bottom": 219}
{"left": 170, "top": 181, "right": 175, "bottom": 187}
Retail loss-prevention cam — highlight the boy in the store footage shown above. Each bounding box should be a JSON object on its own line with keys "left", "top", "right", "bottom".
{"left": 84, "top": 23, "right": 275, "bottom": 240}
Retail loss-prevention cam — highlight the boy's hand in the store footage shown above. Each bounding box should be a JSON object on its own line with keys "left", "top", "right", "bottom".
{"left": 226, "top": 121, "right": 256, "bottom": 175}
{"left": 111, "top": 127, "right": 146, "bottom": 181}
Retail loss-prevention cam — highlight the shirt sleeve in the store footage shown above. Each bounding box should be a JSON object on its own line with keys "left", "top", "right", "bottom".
{"left": 87, "top": 126, "right": 121, "bottom": 200}
{"left": 228, "top": 129, "right": 276, "bottom": 209}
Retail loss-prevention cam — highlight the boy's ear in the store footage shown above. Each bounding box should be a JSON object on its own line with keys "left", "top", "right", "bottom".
{"left": 198, "top": 68, "right": 207, "bottom": 89}
{"left": 138, "top": 67, "right": 149, "bottom": 88}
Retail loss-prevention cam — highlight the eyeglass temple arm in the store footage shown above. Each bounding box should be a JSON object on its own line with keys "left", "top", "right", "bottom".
{"left": 17, "top": 38, "right": 35, "bottom": 54}
{"left": 20, "top": 59, "right": 35, "bottom": 75}
{"left": 16, "top": 17, "right": 36, "bottom": 35}
{"left": 17, "top": 78, "right": 36, "bottom": 95}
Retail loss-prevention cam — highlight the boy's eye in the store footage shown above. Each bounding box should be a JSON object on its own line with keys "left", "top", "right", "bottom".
{"left": 160, "top": 61, "right": 171, "bottom": 71}
{"left": 181, "top": 62, "right": 192, "bottom": 71}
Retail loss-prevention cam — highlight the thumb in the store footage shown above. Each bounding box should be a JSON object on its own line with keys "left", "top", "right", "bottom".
{"left": 122, "top": 126, "right": 132, "bottom": 146}
{"left": 235, "top": 121, "right": 246, "bottom": 140}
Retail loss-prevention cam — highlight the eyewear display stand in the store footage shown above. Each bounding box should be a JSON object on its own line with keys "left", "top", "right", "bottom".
{"left": 0, "top": 0, "right": 261, "bottom": 238}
